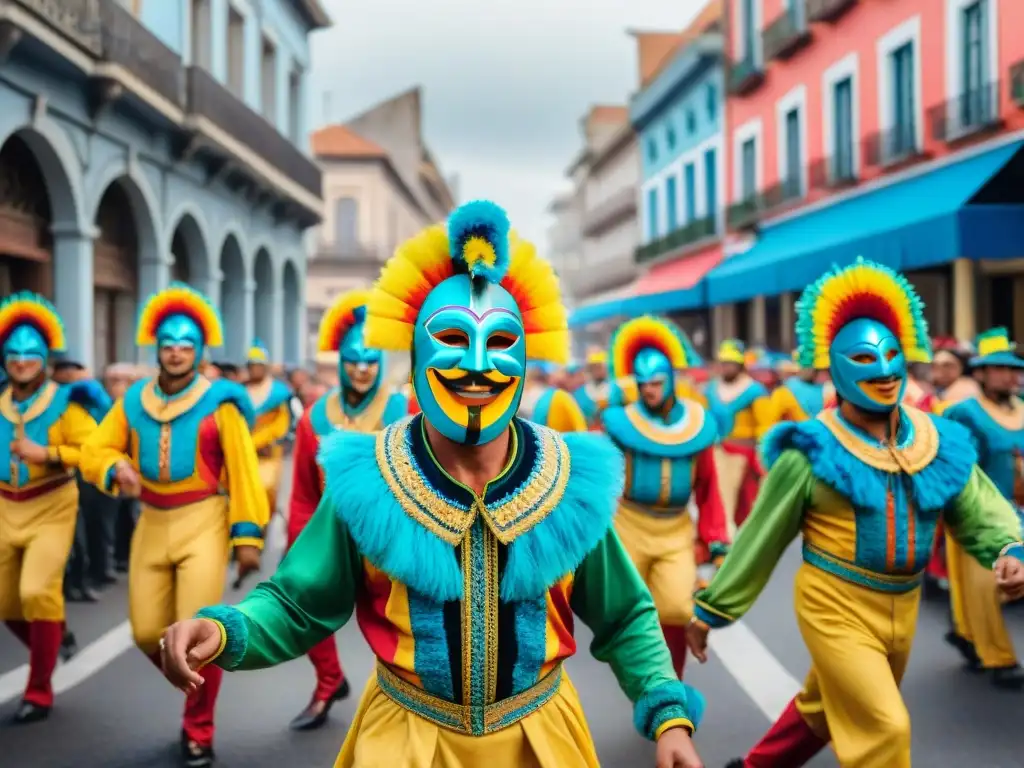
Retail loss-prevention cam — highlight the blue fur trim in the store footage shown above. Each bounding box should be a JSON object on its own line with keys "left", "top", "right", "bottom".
{"left": 603, "top": 402, "right": 718, "bottom": 459}
{"left": 66, "top": 379, "right": 112, "bottom": 422}
{"left": 633, "top": 680, "right": 706, "bottom": 739}
{"left": 317, "top": 430, "right": 463, "bottom": 602}
{"left": 501, "top": 431, "right": 623, "bottom": 601}
{"left": 761, "top": 412, "right": 976, "bottom": 514}
{"left": 195, "top": 604, "right": 249, "bottom": 671}
{"left": 447, "top": 200, "right": 510, "bottom": 283}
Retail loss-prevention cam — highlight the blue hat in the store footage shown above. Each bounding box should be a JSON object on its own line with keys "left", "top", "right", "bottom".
{"left": 970, "top": 327, "right": 1024, "bottom": 369}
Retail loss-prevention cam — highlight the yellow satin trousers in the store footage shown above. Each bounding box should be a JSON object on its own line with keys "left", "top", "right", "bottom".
{"left": 129, "top": 496, "right": 229, "bottom": 654}
{"left": 946, "top": 534, "right": 1017, "bottom": 667}
{"left": 792, "top": 564, "right": 919, "bottom": 768}
{"left": 258, "top": 446, "right": 284, "bottom": 515}
{"left": 0, "top": 482, "right": 77, "bottom": 622}
{"left": 614, "top": 502, "right": 695, "bottom": 626}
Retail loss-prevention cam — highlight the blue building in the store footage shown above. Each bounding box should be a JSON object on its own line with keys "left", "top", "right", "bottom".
{"left": 0, "top": 0, "right": 329, "bottom": 370}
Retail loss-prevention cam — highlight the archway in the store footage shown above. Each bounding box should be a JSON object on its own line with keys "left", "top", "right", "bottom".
{"left": 0, "top": 135, "right": 54, "bottom": 297}
{"left": 282, "top": 259, "right": 301, "bottom": 365}
{"left": 219, "top": 235, "right": 247, "bottom": 362}
{"left": 93, "top": 181, "right": 142, "bottom": 370}
{"left": 253, "top": 247, "right": 274, "bottom": 359}
{"left": 169, "top": 213, "right": 210, "bottom": 293}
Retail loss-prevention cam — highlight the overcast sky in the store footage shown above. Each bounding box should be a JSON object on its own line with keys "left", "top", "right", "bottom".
{"left": 310, "top": 0, "right": 709, "bottom": 248}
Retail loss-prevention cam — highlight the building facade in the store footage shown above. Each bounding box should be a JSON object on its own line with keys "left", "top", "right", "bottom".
{"left": 545, "top": 191, "right": 583, "bottom": 307}
{"left": 305, "top": 87, "right": 455, "bottom": 364}
{"left": 0, "top": 0, "right": 327, "bottom": 371}
{"left": 716, "top": 0, "right": 1024, "bottom": 346}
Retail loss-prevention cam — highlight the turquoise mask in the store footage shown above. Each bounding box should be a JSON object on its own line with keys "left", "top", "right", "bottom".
{"left": 157, "top": 314, "right": 204, "bottom": 368}
{"left": 829, "top": 318, "right": 907, "bottom": 413}
{"left": 339, "top": 313, "right": 383, "bottom": 398}
{"left": 413, "top": 274, "right": 526, "bottom": 445}
{"left": 3, "top": 325, "right": 48, "bottom": 363}
{"left": 634, "top": 348, "right": 674, "bottom": 411}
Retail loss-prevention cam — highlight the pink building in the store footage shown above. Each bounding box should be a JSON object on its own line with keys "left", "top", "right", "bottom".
{"left": 708, "top": 0, "right": 1024, "bottom": 349}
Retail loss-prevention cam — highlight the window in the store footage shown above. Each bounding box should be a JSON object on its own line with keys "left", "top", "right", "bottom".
{"left": 833, "top": 77, "right": 854, "bottom": 180}
{"left": 703, "top": 148, "right": 717, "bottom": 220}
{"left": 287, "top": 66, "right": 303, "bottom": 142}
{"left": 647, "top": 138, "right": 658, "bottom": 163}
{"left": 961, "top": 1, "right": 987, "bottom": 125}
{"left": 741, "top": 137, "right": 756, "bottom": 200}
{"left": 891, "top": 42, "right": 916, "bottom": 157}
{"left": 666, "top": 125, "right": 677, "bottom": 150}
{"left": 666, "top": 177, "right": 678, "bottom": 231}
{"left": 333, "top": 197, "right": 359, "bottom": 248}
{"left": 706, "top": 84, "right": 718, "bottom": 120}
{"left": 647, "top": 188, "right": 659, "bottom": 241}
{"left": 260, "top": 36, "right": 277, "bottom": 122}
{"left": 226, "top": 7, "right": 245, "bottom": 97}
{"left": 684, "top": 164, "right": 696, "bottom": 223}
{"left": 784, "top": 107, "right": 801, "bottom": 196}
{"left": 685, "top": 108, "right": 696, "bottom": 134}
{"left": 742, "top": 0, "right": 756, "bottom": 61}
{"left": 190, "top": 0, "right": 211, "bottom": 69}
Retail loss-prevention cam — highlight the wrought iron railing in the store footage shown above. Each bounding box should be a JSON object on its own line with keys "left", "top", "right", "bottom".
{"left": 1009, "top": 60, "right": 1024, "bottom": 108}
{"left": 763, "top": 6, "right": 810, "bottom": 61}
{"left": 806, "top": 0, "right": 858, "bottom": 24}
{"left": 863, "top": 123, "right": 922, "bottom": 167}
{"left": 5, "top": 0, "right": 102, "bottom": 53}
{"left": 634, "top": 216, "right": 717, "bottom": 263}
{"left": 98, "top": 0, "right": 183, "bottom": 107}
{"left": 728, "top": 56, "right": 765, "bottom": 96}
{"left": 727, "top": 197, "right": 760, "bottom": 230}
{"left": 928, "top": 81, "right": 1001, "bottom": 141}
{"left": 809, "top": 155, "right": 857, "bottom": 189}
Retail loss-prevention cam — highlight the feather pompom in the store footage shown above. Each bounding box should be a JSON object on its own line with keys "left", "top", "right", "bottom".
{"left": 448, "top": 200, "right": 510, "bottom": 283}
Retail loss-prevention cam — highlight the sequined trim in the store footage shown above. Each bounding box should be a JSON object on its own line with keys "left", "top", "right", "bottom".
{"left": 374, "top": 417, "right": 571, "bottom": 546}
{"left": 817, "top": 406, "right": 938, "bottom": 474}
{"left": 803, "top": 543, "right": 923, "bottom": 593}
{"left": 462, "top": 519, "right": 500, "bottom": 730}
{"left": 376, "top": 659, "right": 563, "bottom": 736}
{"left": 139, "top": 377, "right": 212, "bottom": 423}
{"left": 623, "top": 401, "right": 707, "bottom": 446}
{"left": 158, "top": 423, "right": 171, "bottom": 483}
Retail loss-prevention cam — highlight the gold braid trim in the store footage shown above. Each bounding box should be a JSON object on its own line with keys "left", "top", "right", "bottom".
{"left": 817, "top": 406, "right": 938, "bottom": 475}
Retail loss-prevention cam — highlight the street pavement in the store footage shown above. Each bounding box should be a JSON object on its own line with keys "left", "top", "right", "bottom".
{"left": 3, "top": 461, "right": 1024, "bottom": 767}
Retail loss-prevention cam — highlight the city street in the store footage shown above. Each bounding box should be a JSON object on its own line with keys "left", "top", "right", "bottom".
{"left": 2, "top": 462, "right": 1023, "bottom": 767}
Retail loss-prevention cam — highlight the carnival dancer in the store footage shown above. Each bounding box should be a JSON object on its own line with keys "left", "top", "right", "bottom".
{"left": 159, "top": 201, "right": 705, "bottom": 768}
{"left": 285, "top": 288, "right": 407, "bottom": 731}
{"left": 244, "top": 339, "right": 292, "bottom": 519}
{"left": 602, "top": 315, "right": 727, "bottom": 681}
{"left": 80, "top": 283, "right": 268, "bottom": 768}
{"left": 0, "top": 293, "right": 109, "bottom": 724}
{"left": 519, "top": 361, "right": 587, "bottom": 431}
{"left": 705, "top": 340, "right": 770, "bottom": 531}
{"left": 688, "top": 258, "right": 1024, "bottom": 768}
{"left": 767, "top": 352, "right": 824, "bottom": 425}
{"left": 573, "top": 348, "right": 612, "bottom": 427}
{"left": 941, "top": 327, "right": 1024, "bottom": 689}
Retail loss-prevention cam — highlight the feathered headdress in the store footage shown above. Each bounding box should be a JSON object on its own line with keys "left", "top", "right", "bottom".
{"left": 365, "top": 200, "right": 568, "bottom": 363}
{"left": 609, "top": 315, "right": 700, "bottom": 380}
{"left": 317, "top": 288, "right": 371, "bottom": 352}
{"left": 136, "top": 282, "right": 224, "bottom": 347}
{"left": 0, "top": 291, "right": 67, "bottom": 352}
{"left": 795, "top": 256, "right": 931, "bottom": 369}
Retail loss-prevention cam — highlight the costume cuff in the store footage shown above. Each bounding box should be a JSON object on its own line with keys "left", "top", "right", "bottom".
{"left": 46, "top": 446, "right": 62, "bottom": 465}
{"left": 998, "top": 541, "right": 1024, "bottom": 562}
{"left": 195, "top": 606, "right": 249, "bottom": 670}
{"left": 633, "top": 680, "right": 705, "bottom": 741}
{"left": 230, "top": 522, "right": 265, "bottom": 549}
{"left": 694, "top": 601, "right": 734, "bottom": 629}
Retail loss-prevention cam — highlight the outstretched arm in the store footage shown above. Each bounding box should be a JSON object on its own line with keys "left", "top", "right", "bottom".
{"left": 945, "top": 465, "right": 1024, "bottom": 568}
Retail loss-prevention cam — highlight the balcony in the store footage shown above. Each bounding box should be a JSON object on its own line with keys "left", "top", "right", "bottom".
{"left": 0, "top": 0, "right": 102, "bottom": 55}
{"left": 634, "top": 216, "right": 717, "bottom": 263}
{"left": 97, "top": 0, "right": 183, "bottom": 108}
{"left": 728, "top": 56, "right": 765, "bottom": 96}
{"left": 863, "top": 124, "right": 925, "bottom": 168}
{"left": 1010, "top": 59, "right": 1024, "bottom": 108}
{"left": 727, "top": 197, "right": 760, "bottom": 230}
{"left": 806, "top": 0, "right": 858, "bottom": 24}
{"left": 809, "top": 155, "right": 857, "bottom": 190}
{"left": 928, "top": 81, "right": 1002, "bottom": 143}
{"left": 582, "top": 187, "right": 636, "bottom": 238}
{"left": 726, "top": 177, "right": 804, "bottom": 231}
{"left": 186, "top": 66, "right": 322, "bottom": 200}
{"left": 763, "top": 7, "right": 811, "bottom": 62}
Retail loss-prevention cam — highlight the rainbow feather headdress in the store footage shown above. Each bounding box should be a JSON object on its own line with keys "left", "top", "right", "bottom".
{"left": 136, "top": 282, "right": 224, "bottom": 348}
{"left": 0, "top": 291, "right": 67, "bottom": 353}
{"left": 317, "top": 288, "right": 371, "bottom": 352}
{"left": 795, "top": 256, "right": 931, "bottom": 369}
{"left": 365, "top": 200, "right": 569, "bottom": 363}
{"left": 609, "top": 315, "right": 700, "bottom": 380}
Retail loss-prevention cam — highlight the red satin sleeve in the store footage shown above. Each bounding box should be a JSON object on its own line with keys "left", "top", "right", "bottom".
{"left": 286, "top": 410, "right": 321, "bottom": 544}
{"left": 694, "top": 446, "right": 729, "bottom": 545}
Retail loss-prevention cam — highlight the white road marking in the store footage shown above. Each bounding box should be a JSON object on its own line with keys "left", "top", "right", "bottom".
{"left": 708, "top": 620, "right": 802, "bottom": 721}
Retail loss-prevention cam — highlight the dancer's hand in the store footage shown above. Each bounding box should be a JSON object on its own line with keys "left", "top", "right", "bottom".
{"left": 235, "top": 545, "right": 261, "bottom": 580}
{"left": 160, "top": 619, "right": 222, "bottom": 694}
{"left": 114, "top": 461, "right": 142, "bottom": 497}
{"left": 655, "top": 726, "right": 703, "bottom": 768}
{"left": 994, "top": 554, "right": 1024, "bottom": 600}
{"left": 10, "top": 438, "right": 48, "bottom": 465}
{"left": 685, "top": 619, "right": 710, "bottom": 664}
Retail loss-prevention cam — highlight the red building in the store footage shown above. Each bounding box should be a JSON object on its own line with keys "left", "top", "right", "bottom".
{"left": 709, "top": 0, "right": 1024, "bottom": 349}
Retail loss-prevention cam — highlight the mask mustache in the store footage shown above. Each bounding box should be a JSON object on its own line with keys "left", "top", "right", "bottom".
{"left": 445, "top": 371, "right": 498, "bottom": 387}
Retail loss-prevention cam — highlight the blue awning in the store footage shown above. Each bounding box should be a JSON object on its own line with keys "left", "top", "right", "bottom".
{"left": 706, "top": 140, "right": 1024, "bottom": 305}
{"left": 568, "top": 283, "right": 708, "bottom": 329}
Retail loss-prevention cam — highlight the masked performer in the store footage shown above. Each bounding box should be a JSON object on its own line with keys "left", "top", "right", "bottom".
{"left": 286, "top": 288, "right": 407, "bottom": 731}
{"left": 942, "top": 328, "right": 1024, "bottom": 689}
{"left": 767, "top": 353, "right": 824, "bottom": 425}
{"left": 159, "top": 201, "right": 705, "bottom": 768}
{"left": 689, "top": 259, "right": 1024, "bottom": 768}
{"left": 80, "top": 283, "right": 268, "bottom": 768}
{"left": 519, "top": 361, "right": 587, "bottom": 431}
{"left": 244, "top": 339, "right": 292, "bottom": 519}
{"left": 0, "top": 293, "right": 108, "bottom": 724}
{"left": 602, "top": 316, "right": 727, "bottom": 681}
{"left": 706, "top": 340, "right": 770, "bottom": 531}
{"left": 573, "top": 349, "right": 612, "bottom": 428}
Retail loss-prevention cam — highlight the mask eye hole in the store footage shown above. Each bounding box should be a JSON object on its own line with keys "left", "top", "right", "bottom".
{"left": 432, "top": 329, "right": 469, "bottom": 348}
{"left": 885, "top": 349, "right": 899, "bottom": 361}
{"left": 487, "top": 332, "right": 518, "bottom": 351}
{"left": 849, "top": 352, "right": 877, "bottom": 364}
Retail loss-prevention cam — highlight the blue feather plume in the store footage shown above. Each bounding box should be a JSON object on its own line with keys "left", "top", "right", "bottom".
{"left": 447, "top": 199, "right": 511, "bottom": 283}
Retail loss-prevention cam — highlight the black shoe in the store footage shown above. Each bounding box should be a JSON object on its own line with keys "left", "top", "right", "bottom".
{"left": 60, "top": 631, "right": 78, "bottom": 662}
{"left": 991, "top": 665, "right": 1024, "bottom": 690}
{"left": 944, "top": 631, "right": 983, "bottom": 672}
{"left": 11, "top": 701, "right": 50, "bottom": 725}
{"left": 114, "top": 560, "right": 129, "bottom": 574}
{"left": 333, "top": 678, "right": 350, "bottom": 701}
{"left": 180, "top": 731, "right": 215, "bottom": 767}
{"left": 288, "top": 680, "right": 349, "bottom": 731}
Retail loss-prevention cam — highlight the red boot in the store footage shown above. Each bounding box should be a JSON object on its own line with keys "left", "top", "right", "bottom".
{"left": 11, "top": 620, "right": 64, "bottom": 724}
{"left": 742, "top": 698, "right": 828, "bottom": 767}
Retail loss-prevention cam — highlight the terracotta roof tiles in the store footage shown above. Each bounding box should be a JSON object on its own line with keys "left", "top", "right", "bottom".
{"left": 310, "top": 125, "right": 387, "bottom": 159}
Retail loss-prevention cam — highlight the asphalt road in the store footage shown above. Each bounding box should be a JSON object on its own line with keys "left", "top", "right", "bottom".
{"left": 2, "top": 464, "right": 1024, "bottom": 767}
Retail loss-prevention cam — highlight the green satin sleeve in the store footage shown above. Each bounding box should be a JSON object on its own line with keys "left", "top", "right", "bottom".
{"left": 945, "top": 465, "right": 1024, "bottom": 568}
{"left": 197, "top": 497, "right": 361, "bottom": 670}
{"left": 694, "top": 449, "right": 812, "bottom": 627}
{"left": 570, "top": 528, "right": 705, "bottom": 740}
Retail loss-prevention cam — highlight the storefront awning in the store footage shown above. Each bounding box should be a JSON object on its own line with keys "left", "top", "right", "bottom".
{"left": 706, "top": 139, "right": 1024, "bottom": 305}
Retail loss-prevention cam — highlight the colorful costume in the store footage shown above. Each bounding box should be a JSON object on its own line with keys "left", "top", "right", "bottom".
{"left": 942, "top": 328, "right": 1024, "bottom": 688}
{"left": 195, "top": 201, "right": 704, "bottom": 767}
{"left": 706, "top": 340, "right": 770, "bottom": 531}
{"left": 572, "top": 350, "right": 611, "bottom": 428}
{"left": 602, "top": 316, "right": 727, "bottom": 679}
{"left": 767, "top": 354, "right": 824, "bottom": 425}
{"left": 244, "top": 339, "right": 292, "bottom": 517}
{"left": 702, "top": 259, "right": 1024, "bottom": 768}
{"left": 0, "top": 293, "right": 108, "bottom": 722}
{"left": 80, "top": 283, "right": 268, "bottom": 759}
{"left": 519, "top": 362, "right": 587, "bottom": 431}
{"left": 286, "top": 289, "right": 407, "bottom": 728}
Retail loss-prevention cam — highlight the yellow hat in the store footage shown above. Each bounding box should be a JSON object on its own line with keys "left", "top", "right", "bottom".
{"left": 717, "top": 339, "right": 746, "bottom": 365}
